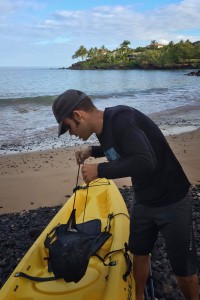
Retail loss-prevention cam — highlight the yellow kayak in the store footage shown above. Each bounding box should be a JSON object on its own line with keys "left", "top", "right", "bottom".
{"left": 0, "top": 178, "right": 135, "bottom": 300}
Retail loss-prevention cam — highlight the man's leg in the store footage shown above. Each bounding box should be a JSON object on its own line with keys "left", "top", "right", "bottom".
{"left": 159, "top": 193, "right": 199, "bottom": 300}
{"left": 133, "top": 255, "right": 150, "bottom": 300}
{"left": 176, "top": 274, "right": 199, "bottom": 300}
{"left": 129, "top": 202, "right": 158, "bottom": 300}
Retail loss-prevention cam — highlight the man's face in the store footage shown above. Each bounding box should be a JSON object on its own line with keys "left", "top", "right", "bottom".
{"left": 63, "top": 111, "right": 92, "bottom": 141}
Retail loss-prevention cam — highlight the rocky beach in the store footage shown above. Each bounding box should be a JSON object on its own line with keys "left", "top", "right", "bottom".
{"left": 0, "top": 127, "right": 200, "bottom": 298}
{"left": 0, "top": 184, "right": 199, "bottom": 299}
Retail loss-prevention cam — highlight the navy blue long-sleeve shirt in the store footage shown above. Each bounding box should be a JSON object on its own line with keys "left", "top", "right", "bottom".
{"left": 91, "top": 105, "right": 190, "bottom": 206}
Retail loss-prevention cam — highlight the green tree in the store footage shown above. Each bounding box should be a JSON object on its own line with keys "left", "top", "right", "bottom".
{"left": 117, "top": 40, "right": 132, "bottom": 62}
{"left": 158, "top": 46, "right": 176, "bottom": 66}
{"left": 120, "top": 40, "right": 131, "bottom": 49}
{"left": 87, "top": 47, "right": 98, "bottom": 60}
{"left": 72, "top": 45, "right": 87, "bottom": 61}
{"left": 194, "top": 44, "right": 200, "bottom": 59}
{"left": 70, "top": 39, "right": 200, "bottom": 69}
{"left": 168, "top": 41, "right": 174, "bottom": 46}
{"left": 138, "top": 49, "right": 161, "bottom": 65}
{"left": 135, "top": 46, "right": 146, "bottom": 52}
{"left": 150, "top": 40, "right": 156, "bottom": 45}
{"left": 172, "top": 42, "right": 194, "bottom": 62}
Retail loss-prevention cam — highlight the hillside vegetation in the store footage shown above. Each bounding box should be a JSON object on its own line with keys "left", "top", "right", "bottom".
{"left": 69, "top": 40, "right": 200, "bottom": 70}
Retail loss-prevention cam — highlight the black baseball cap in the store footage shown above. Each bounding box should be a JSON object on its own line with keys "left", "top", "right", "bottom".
{"left": 52, "top": 89, "right": 87, "bottom": 137}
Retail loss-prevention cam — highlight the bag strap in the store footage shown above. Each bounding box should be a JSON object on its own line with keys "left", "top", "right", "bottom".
{"left": 45, "top": 165, "right": 82, "bottom": 250}
{"left": 73, "top": 164, "right": 81, "bottom": 210}
{"left": 67, "top": 164, "right": 81, "bottom": 230}
{"left": 44, "top": 224, "right": 60, "bottom": 249}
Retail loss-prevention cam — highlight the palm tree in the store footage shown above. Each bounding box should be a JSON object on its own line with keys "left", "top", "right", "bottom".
{"left": 150, "top": 40, "right": 157, "bottom": 46}
{"left": 120, "top": 40, "right": 131, "bottom": 49}
{"left": 87, "top": 47, "right": 98, "bottom": 60}
{"left": 168, "top": 41, "right": 174, "bottom": 46}
{"left": 72, "top": 45, "right": 87, "bottom": 61}
{"left": 117, "top": 40, "right": 132, "bottom": 61}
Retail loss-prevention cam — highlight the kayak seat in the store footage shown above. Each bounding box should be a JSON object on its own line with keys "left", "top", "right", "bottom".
{"left": 76, "top": 219, "right": 101, "bottom": 235}
{"left": 77, "top": 218, "right": 113, "bottom": 257}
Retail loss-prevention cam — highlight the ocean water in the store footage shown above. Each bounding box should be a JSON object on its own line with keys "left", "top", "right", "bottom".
{"left": 0, "top": 67, "right": 200, "bottom": 154}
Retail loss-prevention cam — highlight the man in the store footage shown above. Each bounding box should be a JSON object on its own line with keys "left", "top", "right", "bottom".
{"left": 52, "top": 89, "right": 199, "bottom": 300}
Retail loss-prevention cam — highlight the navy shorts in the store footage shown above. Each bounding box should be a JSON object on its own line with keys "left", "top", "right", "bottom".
{"left": 128, "top": 192, "right": 198, "bottom": 277}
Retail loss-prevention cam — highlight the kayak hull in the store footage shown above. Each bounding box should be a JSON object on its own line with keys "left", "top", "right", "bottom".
{"left": 0, "top": 179, "right": 135, "bottom": 299}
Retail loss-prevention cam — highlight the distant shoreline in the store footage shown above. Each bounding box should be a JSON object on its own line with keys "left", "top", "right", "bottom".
{"left": 60, "top": 62, "right": 200, "bottom": 72}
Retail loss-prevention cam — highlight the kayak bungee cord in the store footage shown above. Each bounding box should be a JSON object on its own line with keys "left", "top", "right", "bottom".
{"left": 72, "top": 166, "right": 111, "bottom": 225}
{"left": 72, "top": 167, "right": 131, "bottom": 225}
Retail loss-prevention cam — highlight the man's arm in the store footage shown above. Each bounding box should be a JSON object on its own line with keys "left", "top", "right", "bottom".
{"left": 75, "top": 145, "right": 104, "bottom": 164}
{"left": 98, "top": 111, "right": 158, "bottom": 180}
{"left": 98, "top": 152, "right": 156, "bottom": 180}
{"left": 80, "top": 109, "right": 158, "bottom": 183}
{"left": 81, "top": 151, "right": 156, "bottom": 184}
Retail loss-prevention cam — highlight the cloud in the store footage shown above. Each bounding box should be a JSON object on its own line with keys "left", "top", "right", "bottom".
{"left": 2, "top": 0, "right": 200, "bottom": 44}
{"left": 0, "top": 0, "right": 27, "bottom": 14}
{"left": 146, "top": 0, "right": 200, "bottom": 31}
{"left": 0, "top": 0, "right": 199, "bottom": 66}
{"left": 47, "top": 6, "right": 144, "bottom": 42}
{"left": 0, "top": 0, "right": 42, "bottom": 16}
{"left": 33, "top": 0, "right": 200, "bottom": 48}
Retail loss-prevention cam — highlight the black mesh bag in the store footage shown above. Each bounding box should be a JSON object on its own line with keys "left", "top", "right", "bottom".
{"left": 45, "top": 217, "right": 111, "bottom": 283}
{"left": 15, "top": 209, "right": 111, "bottom": 283}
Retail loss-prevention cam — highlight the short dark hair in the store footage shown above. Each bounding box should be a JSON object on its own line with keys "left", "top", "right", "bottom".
{"left": 68, "top": 96, "right": 97, "bottom": 118}
{"left": 52, "top": 89, "right": 97, "bottom": 136}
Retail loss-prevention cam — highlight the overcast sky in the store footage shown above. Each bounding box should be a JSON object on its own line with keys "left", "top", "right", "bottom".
{"left": 0, "top": 0, "right": 199, "bottom": 67}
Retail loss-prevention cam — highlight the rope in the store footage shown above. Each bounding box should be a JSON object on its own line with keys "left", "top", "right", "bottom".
{"left": 72, "top": 164, "right": 81, "bottom": 210}
{"left": 82, "top": 186, "right": 89, "bottom": 224}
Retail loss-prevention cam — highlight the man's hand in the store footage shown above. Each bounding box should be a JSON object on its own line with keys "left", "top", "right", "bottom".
{"left": 75, "top": 147, "right": 92, "bottom": 164}
{"left": 81, "top": 164, "right": 98, "bottom": 184}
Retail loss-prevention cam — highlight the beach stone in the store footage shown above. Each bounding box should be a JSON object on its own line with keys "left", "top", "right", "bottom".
{"left": 29, "top": 228, "right": 42, "bottom": 238}
{"left": 0, "top": 260, "right": 7, "bottom": 268}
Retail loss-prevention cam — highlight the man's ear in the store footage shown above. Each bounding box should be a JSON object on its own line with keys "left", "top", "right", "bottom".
{"left": 72, "top": 110, "right": 81, "bottom": 122}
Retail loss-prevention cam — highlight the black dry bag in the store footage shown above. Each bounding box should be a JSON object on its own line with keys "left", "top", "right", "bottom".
{"left": 45, "top": 216, "right": 111, "bottom": 283}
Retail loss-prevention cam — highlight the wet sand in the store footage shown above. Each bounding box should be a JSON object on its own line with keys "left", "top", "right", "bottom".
{"left": 0, "top": 128, "right": 199, "bottom": 214}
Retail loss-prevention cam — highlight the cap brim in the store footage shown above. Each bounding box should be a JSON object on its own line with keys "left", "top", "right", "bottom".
{"left": 58, "top": 120, "right": 69, "bottom": 137}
